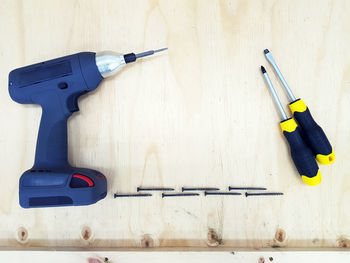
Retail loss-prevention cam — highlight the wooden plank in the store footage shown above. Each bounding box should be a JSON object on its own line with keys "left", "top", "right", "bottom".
{"left": 0, "top": 0, "right": 349, "bottom": 249}
{"left": 1, "top": 251, "right": 350, "bottom": 263}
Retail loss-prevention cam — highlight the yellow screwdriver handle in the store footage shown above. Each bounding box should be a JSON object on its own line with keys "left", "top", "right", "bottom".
{"left": 289, "top": 99, "right": 335, "bottom": 165}
{"left": 280, "top": 118, "right": 321, "bottom": 186}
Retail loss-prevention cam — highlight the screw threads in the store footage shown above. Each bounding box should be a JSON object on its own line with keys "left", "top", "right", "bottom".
{"left": 204, "top": 191, "right": 241, "bottom": 196}
{"left": 182, "top": 187, "right": 220, "bottom": 192}
{"left": 137, "top": 187, "right": 175, "bottom": 192}
{"left": 162, "top": 193, "right": 199, "bottom": 198}
{"left": 245, "top": 192, "right": 283, "bottom": 197}
{"left": 114, "top": 193, "right": 152, "bottom": 198}
{"left": 228, "top": 186, "right": 267, "bottom": 191}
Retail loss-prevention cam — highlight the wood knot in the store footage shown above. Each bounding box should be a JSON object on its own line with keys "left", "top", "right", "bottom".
{"left": 81, "top": 226, "right": 92, "bottom": 241}
{"left": 207, "top": 229, "right": 222, "bottom": 247}
{"left": 269, "top": 256, "right": 273, "bottom": 261}
{"left": 258, "top": 257, "right": 265, "bottom": 263}
{"left": 338, "top": 236, "right": 350, "bottom": 248}
{"left": 141, "top": 234, "right": 154, "bottom": 248}
{"left": 17, "top": 227, "right": 28, "bottom": 243}
{"left": 274, "top": 228, "right": 286, "bottom": 243}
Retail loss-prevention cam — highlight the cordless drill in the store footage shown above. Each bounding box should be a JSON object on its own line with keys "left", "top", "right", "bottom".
{"left": 9, "top": 48, "right": 167, "bottom": 208}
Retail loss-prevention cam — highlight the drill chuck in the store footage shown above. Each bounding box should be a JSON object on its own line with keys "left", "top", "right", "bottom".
{"left": 95, "top": 51, "right": 126, "bottom": 78}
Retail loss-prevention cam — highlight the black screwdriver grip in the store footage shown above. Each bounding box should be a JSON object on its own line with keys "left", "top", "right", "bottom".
{"left": 289, "top": 99, "right": 334, "bottom": 165}
{"left": 280, "top": 118, "right": 321, "bottom": 186}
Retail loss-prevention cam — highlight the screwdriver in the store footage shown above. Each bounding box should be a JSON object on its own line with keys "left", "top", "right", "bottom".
{"left": 261, "top": 66, "right": 321, "bottom": 186}
{"left": 264, "top": 49, "right": 334, "bottom": 165}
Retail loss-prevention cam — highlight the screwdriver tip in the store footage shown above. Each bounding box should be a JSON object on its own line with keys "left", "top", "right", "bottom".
{"left": 261, "top": 66, "right": 266, "bottom": 73}
{"left": 134, "top": 47, "right": 168, "bottom": 60}
{"left": 154, "top": 47, "right": 168, "bottom": 53}
{"left": 264, "top": 49, "right": 270, "bottom": 54}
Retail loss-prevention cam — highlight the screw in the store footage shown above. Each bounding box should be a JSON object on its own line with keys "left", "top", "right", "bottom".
{"left": 162, "top": 192, "right": 199, "bottom": 198}
{"left": 204, "top": 191, "right": 241, "bottom": 196}
{"left": 228, "top": 186, "right": 267, "bottom": 191}
{"left": 137, "top": 187, "right": 175, "bottom": 192}
{"left": 182, "top": 187, "right": 220, "bottom": 192}
{"left": 114, "top": 193, "right": 152, "bottom": 198}
{"left": 245, "top": 192, "right": 283, "bottom": 197}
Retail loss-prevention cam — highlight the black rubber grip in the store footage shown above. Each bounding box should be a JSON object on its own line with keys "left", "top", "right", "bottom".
{"left": 293, "top": 107, "right": 332, "bottom": 157}
{"left": 282, "top": 123, "right": 319, "bottom": 179}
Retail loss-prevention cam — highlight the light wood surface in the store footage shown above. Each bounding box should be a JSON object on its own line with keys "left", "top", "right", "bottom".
{"left": 2, "top": 251, "right": 350, "bottom": 263}
{"left": 0, "top": 0, "right": 349, "bottom": 249}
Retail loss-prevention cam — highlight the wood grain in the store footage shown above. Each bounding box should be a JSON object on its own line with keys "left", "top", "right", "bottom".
{"left": 1, "top": 251, "right": 350, "bottom": 263}
{"left": 0, "top": 0, "right": 349, "bottom": 249}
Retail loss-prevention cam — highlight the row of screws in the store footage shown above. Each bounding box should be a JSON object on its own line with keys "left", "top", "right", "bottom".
{"left": 135, "top": 186, "right": 268, "bottom": 192}
{"left": 160, "top": 192, "right": 283, "bottom": 197}
{"left": 114, "top": 191, "right": 283, "bottom": 198}
{"left": 114, "top": 186, "right": 282, "bottom": 198}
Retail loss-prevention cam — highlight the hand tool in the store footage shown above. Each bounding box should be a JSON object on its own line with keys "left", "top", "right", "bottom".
{"left": 264, "top": 49, "right": 334, "bottom": 164}
{"left": 245, "top": 192, "right": 283, "bottom": 197}
{"left": 9, "top": 48, "right": 168, "bottom": 208}
{"left": 162, "top": 193, "right": 200, "bottom": 198}
{"left": 114, "top": 193, "right": 152, "bottom": 198}
{"left": 182, "top": 187, "right": 220, "bottom": 192}
{"left": 137, "top": 187, "right": 174, "bottom": 192}
{"left": 261, "top": 66, "right": 321, "bottom": 186}
{"left": 228, "top": 186, "right": 267, "bottom": 191}
{"left": 204, "top": 191, "right": 241, "bottom": 196}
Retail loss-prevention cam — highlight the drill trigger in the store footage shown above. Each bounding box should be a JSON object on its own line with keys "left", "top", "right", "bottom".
{"left": 66, "top": 91, "right": 87, "bottom": 112}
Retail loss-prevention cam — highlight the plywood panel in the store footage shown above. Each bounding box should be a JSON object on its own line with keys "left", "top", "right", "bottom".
{"left": 0, "top": 0, "right": 349, "bottom": 249}
{"left": 2, "top": 251, "right": 350, "bottom": 263}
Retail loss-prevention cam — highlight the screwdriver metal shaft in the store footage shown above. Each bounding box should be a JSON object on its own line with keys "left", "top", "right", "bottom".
{"left": 264, "top": 49, "right": 296, "bottom": 101}
{"left": 261, "top": 66, "right": 288, "bottom": 120}
{"left": 135, "top": 48, "right": 168, "bottom": 59}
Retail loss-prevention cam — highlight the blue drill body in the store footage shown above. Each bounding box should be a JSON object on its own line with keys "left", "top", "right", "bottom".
{"left": 9, "top": 47, "right": 167, "bottom": 208}
{"left": 9, "top": 52, "right": 107, "bottom": 208}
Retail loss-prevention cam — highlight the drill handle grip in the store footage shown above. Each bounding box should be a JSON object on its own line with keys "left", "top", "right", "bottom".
{"left": 33, "top": 96, "right": 70, "bottom": 169}
{"left": 8, "top": 52, "right": 103, "bottom": 170}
